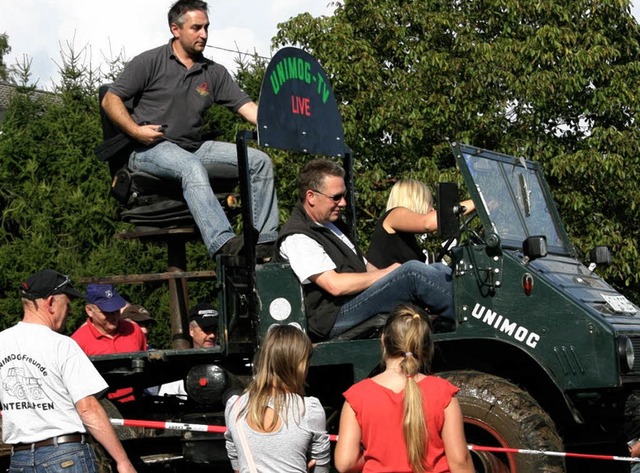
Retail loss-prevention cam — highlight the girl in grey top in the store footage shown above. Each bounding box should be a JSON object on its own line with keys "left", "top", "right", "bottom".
{"left": 224, "top": 325, "right": 330, "bottom": 473}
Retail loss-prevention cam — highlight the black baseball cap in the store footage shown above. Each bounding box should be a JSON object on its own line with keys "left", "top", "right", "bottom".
{"left": 19, "top": 269, "right": 84, "bottom": 300}
{"left": 189, "top": 302, "right": 219, "bottom": 330}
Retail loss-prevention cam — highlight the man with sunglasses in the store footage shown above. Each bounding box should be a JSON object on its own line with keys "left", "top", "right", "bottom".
{"left": 0, "top": 270, "right": 136, "bottom": 473}
{"left": 277, "top": 159, "right": 454, "bottom": 341}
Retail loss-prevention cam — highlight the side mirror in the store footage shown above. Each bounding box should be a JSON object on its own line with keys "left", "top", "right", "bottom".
{"left": 523, "top": 235, "right": 548, "bottom": 262}
{"left": 437, "top": 182, "right": 460, "bottom": 239}
{"left": 590, "top": 246, "right": 612, "bottom": 267}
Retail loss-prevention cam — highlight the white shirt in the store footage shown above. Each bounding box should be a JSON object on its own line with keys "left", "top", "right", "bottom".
{"left": 0, "top": 322, "right": 108, "bottom": 443}
{"left": 157, "top": 380, "right": 188, "bottom": 399}
{"left": 279, "top": 222, "right": 365, "bottom": 284}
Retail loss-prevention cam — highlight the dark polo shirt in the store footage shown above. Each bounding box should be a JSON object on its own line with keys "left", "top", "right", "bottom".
{"left": 109, "top": 39, "right": 251, "bottom": 150}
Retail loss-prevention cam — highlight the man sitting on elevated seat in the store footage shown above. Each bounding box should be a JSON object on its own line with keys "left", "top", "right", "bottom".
{"left": 277, "top": 159, "right": 454, "bottom": 341}
{"left": 101, "top": 0, "right": 278, "bottom": 258}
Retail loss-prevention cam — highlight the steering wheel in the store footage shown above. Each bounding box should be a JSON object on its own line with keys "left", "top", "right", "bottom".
{"left": 434, "top": 210, "right": 480, "bottom": 262}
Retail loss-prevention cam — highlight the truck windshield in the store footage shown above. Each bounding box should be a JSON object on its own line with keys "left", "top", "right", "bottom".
{"left": 461, "top": 151, "right": 570, "bottom": 254}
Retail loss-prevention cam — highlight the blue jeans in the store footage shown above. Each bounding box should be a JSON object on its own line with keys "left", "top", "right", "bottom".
{"left": 329, "top": 261, "right": 454, "bottom": 338}
{"left": 10, "top": 442, "right": 98, "bottom": 473}
{"left": 130, "top": 140, "right": 279, "bottom": 255}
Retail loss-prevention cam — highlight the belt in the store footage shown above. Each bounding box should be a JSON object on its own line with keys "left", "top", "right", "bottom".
{"left": 12, "top": 434, "right": 86, "bottom": 452}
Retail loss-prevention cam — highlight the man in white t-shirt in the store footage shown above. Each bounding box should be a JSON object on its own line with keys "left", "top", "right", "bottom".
{"left": 0, "top": 269, "right": 136, "bottom": 473}
{"left": 277, "top": 159, "right": 454, "bottom": 341}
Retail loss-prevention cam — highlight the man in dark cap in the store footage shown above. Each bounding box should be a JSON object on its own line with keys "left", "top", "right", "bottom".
{"left": 72, "top": 284, "right": 146, "bottom": 403}
{"left": 0, "top": 269, "right": 136, "bottom": 473}
{"left": 157, "top": 301, "right": 219, "bottom": 398}
{"left": 187, "top": 301, "right": 219, "bottom": 348}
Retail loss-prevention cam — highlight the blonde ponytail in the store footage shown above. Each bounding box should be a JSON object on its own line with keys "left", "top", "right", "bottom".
{"left": 382, "top": 305, "right": 434, "bottom": 473}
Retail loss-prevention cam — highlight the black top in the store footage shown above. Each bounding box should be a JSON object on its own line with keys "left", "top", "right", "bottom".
{"left": 366, "top": 209, "right": 426, "bottom": 268}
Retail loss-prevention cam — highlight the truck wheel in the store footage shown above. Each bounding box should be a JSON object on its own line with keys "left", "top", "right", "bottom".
{"left": 439, "top": 370, "right": 565, "bottom": 473}
{"left": 624, "top": 390, "right": 640, "bottom": 441}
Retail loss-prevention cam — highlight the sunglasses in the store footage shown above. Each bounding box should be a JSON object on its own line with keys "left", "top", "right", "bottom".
{"left": 45, "top": 275, "right": 71, "bottom": 298}
{"left": 312, "top": 189, "right": 346, "bottom": 203}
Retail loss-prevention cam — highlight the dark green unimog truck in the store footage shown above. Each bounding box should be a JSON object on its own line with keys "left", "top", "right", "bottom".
{"left": 2, "top": 49, "right": 639, "bottom": 473}
{"left": 251, "top": 141, "right": 640, "bottom": 473}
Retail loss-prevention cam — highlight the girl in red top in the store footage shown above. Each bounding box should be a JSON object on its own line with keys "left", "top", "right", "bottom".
{"left": 334, "top": 305, "right": 474, "bottom": 473}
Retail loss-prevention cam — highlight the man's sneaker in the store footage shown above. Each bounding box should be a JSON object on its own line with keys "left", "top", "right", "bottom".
{"left": 216, "top": 235, "right": 244, "bottom": 256}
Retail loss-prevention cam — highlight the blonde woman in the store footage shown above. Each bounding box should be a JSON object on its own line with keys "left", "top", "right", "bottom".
{"left": 334, "top": 305, "right": 474, "bottom": 473}
{"left": 224, "top": 325, "right": 330, "bottom": 473}
{"left": 366, "top": 180, "right": 474, "bottom": 268}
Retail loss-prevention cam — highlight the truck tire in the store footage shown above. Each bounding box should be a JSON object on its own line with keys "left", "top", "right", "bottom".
{"left": 439, "top": 370, "right": 565, "bottom": 473}
{"left": 100, "top": 398, "right": 140, "bottom": 441}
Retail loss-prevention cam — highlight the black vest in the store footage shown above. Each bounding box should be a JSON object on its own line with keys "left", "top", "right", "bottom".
{"left": 277, "top": 203, "right": 367, "bottom": 340}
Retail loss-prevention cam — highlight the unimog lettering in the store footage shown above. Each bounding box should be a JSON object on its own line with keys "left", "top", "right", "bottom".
{"left": 471, "top": 302, "right": 541, "bottom": 348}
{"left": 269, "top": 57, "right": 330, "bottom": 103}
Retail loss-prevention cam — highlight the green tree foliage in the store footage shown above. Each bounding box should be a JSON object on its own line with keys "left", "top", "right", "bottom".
{"left": 0, "top": 33, "right": 11, "bottom": 81}
{"left": 273, "top": 0, "right": 640, "bottom": 300}
{"left": 0, "top": 33, "right": 9, "bottom": 82}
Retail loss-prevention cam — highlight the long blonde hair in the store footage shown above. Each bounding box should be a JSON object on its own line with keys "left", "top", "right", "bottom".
{"left": 386, "top": 179, "right": 433, "bottom": 214}
{"left": 382, "top": 305, "right": 434, "bottom": 473}
{"left": 242, "top": 325, "right": 313, "bottom": 431}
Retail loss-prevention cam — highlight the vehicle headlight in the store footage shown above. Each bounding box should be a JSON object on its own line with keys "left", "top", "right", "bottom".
{"left": 618, "top": 336, "right": 635, "bottom": 373}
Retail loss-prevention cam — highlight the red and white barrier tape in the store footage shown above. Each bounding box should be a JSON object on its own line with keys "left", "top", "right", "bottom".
{"left": 111, "top": 418, "right": 225, "bottom": 434}
{"left": 468, "top": 445, "right": 639, "bottom": 463}
{"left": 111, "top": 417, "right": 640, "bottom": 463}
